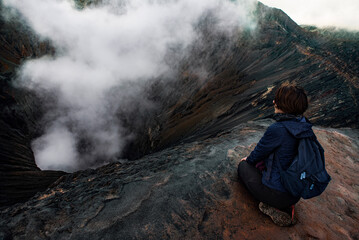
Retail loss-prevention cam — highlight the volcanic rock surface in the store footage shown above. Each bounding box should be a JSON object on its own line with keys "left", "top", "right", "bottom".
{"left": 0, "top": 4, "right": 65, "bottom": 207}
{"left": 0, "top": 1, "right": 359, "bottom": 239}
{"left": 1, "top": 120, "right": 359, "bottom": 239}
{"left": 151, "top": 3, "right": 359, "bottom": 153}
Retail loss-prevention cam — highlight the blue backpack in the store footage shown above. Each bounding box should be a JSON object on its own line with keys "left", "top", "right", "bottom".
{"left": 270, "top": 136, "right": 331, "bottom": 199}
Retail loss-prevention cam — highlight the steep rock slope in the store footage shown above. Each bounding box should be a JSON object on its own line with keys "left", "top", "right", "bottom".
{"left": 1, "top": 120, "right": 358, "bottom": 239}
{"left": 0, "top": 4, "right": 65, "bottom": 206}
{"left": 0, "top": 5, "right": 52, "bottom": 73}
{"left": 149, "top": 3, "right": 359, "bottom": 152}
{"left": 0, "top": 73, "right": 66, "bottom": 206}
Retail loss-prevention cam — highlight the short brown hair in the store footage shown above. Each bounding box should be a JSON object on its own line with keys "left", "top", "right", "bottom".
{"left": 274, "top": 84, "right": 308, "bottom": 115}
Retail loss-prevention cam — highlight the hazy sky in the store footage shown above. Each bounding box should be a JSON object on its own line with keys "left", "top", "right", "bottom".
{"left": 260, "top": 0, "right": 359, "bottom": 30}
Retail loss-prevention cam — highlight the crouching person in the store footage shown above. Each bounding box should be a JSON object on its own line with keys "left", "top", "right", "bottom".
{"left": 238, "top": 84, "right": 313, "bottom": 226}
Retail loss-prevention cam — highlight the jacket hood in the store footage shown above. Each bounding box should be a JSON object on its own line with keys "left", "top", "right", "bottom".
{"left": 273, "top": 113, "right": 314, "bottom": 138}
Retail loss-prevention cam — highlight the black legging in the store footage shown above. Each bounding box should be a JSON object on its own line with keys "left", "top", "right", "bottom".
{"left": 237, "top": 161, "right": 300, "bottom": 210}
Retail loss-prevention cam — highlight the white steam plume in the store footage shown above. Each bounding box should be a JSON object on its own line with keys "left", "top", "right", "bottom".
{"left": 3, "top": 0, "right": 257, "bottom": 172}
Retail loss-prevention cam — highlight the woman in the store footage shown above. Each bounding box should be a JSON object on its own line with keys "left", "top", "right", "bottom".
{"left": 238, "top": 84, "right": 314, "bottom": 226}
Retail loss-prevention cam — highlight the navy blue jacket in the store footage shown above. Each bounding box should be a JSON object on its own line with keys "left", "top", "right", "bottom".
{"left": 246, "top": 114, "right": 314, "bottom": 193}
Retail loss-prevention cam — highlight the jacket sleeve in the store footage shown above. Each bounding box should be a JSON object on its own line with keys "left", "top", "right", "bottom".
{"left": 246, "top": 124, "right": 283, "bottom": 165}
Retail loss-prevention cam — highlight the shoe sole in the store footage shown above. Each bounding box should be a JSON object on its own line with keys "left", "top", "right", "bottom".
{"left": 259, "top": 202, "right": 293, "bottom": 227}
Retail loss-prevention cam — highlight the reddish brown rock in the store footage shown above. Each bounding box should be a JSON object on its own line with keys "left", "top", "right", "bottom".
{"left": 222, "top": 127, "right": 359, "bottom": 239}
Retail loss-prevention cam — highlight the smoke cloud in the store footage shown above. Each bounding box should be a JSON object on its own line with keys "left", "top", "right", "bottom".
{"left": 3, "top": 0, "right": 257, "bottom": 172}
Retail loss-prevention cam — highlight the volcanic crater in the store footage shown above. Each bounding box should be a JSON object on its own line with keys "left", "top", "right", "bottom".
{"left": 1, "top": 1, "right": 359, "bottom": 239}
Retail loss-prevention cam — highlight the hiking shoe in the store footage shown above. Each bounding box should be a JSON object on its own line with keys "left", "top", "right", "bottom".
{"left": 259, "top": 202, "right": 294, "bottom": 227}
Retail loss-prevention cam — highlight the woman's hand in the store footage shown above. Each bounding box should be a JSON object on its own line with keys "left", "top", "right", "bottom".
{"left": 241, "top": 157, "right": 247, "bottom": 162}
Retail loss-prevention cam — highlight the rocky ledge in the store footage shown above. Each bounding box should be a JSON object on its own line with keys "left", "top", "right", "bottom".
{"left": 1, "top": 119, "right": 358, "bottom": 239}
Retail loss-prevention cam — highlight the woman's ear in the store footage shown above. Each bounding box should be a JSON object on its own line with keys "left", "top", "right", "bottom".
{"left": 273, "top": 100, "right": 277, "bottom": 108}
